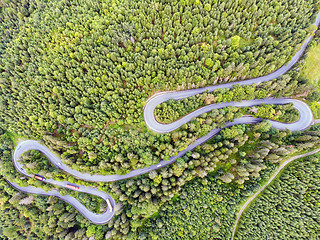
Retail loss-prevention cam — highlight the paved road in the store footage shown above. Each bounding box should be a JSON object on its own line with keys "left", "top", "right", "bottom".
{"left": 7, "top": 10, "right": 320, "bottom": 225}
{"left": 145, "top": 98, "right": 313, "bottom": 133}
{"left": 313, "top": 119, "right": 320, "bottom": 125}
{"left": 12, "top": 142, "right": 115, "bottom": 224}
{"left": 14, "top": 99, "right": 313, "bottom": 183}
{"left": 144, "top": 11, "right": 320, "bottom": 133}
{"left": 231, "top": 148, "right": 320, "bottom": 239}
{"left": 7, "top": 181, "right": 115, "bottom": 225}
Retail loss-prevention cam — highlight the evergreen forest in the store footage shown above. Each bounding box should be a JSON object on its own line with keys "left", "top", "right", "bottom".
{"left": 1, "top": 0, "right": 320, "bottom": 239}
{"left": 235, "top": 155, "right": 320, "bottom": 239}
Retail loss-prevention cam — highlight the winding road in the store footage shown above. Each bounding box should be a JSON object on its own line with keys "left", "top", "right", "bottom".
{"left": 7, "top": 10, "right": 320, "bottom": 226}
{"left": 11, "top": 142, "right": 116, "bottom": 225}
{"left": 231, "top": 148, "right": 320, "bottom": 239}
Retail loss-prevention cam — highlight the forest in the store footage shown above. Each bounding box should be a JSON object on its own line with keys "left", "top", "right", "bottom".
{"left": 0, "top": 0, "right": 319, "bottom": 176}
{"left": 140, "top": 164, "right": 277, "bottom": 240}
{"left": 1, "top": 0, "right": 320, "bottom": 239}
{"left": 235, "top": 155, "right": 320, "bottom": 239}
{"left": 140, "top": 154, "right": 320, "bottom": 239}
{"left": 3, "top": 120, "right": 320, "bottom": 239}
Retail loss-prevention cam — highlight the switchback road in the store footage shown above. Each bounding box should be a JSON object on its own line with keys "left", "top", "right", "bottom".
{"left": 12, "top": 142, "right": 115, "bottom": 225}
{"left": 7, "top": 10, "right": 320, "bottom": 225}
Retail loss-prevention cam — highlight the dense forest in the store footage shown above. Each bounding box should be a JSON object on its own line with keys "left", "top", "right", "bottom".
{"left": 3, "top": 121, "right": 320, "bottom": 239}
{"left": 140, "top": 165, "right": 277, "bottom": 240}
{"left": 140, "top": 154, "right": 320, "bottom": 240}
{"left": 0, "top": 0, "right": 319, "bottom": 176}
{"left": 1, "top": 0, "right": 320, "bottom": 239}
{"left": 235, "top": 155, "right": 320, "bottom": 239}
{"left": 156, "top": 98, "right": 299, "bottom": 123}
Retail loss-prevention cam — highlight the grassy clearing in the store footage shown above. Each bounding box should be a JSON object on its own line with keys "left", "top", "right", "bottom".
{"left": 6, "top": 131, "right": 24, "bottom": 146}
{"left": 310, "top": 101, "right": 320, "bottom": 118}
{"left": 305, "top": 99, "right": 320, "bottom": 118}
{"left": 302, "top": 41, "right": 320, "bottom": 85}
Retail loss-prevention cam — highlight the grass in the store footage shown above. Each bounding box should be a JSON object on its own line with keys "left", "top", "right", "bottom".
{"left": 301, "top": 41, "right": 320, "bottom": 118}
{"left": 6, "top": 131, "right": 24, "bottom": 146}
{"left": 239, "top": 37, "right": 253, "bottom": 49}
{"left": 305, "top": 99, "right": 320, "bottom": 118}
{"left": 310, "top": 101, "right": 320, "bottom": 118}
{"left": 302, "top": 41, "right": 320, "bottom": 85}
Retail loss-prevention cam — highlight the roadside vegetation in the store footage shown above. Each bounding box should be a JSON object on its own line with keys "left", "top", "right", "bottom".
{"left": 1, "top": 0, "right": 320, "bottom": 239}
{"left": 3, "top": 123, "right": 320, "bottom": 239}
{"left": 62, "top": 189, "right": 107, "bottom": 215}
{"left": 20, "top": 151, "right": 106, "bottom": 214}
{"left": 235, "top": 155, "right": 320, "bottom": 239}
{"left": 156, "top": 98, "right": 299, "bottom": 124}
{"left": 0, "top": 0, "right": 318, "bottom": 176}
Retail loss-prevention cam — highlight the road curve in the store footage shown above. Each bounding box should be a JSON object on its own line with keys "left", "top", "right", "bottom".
{"left": 12, "top": 141, "right": 115, "bottom": 224}
{"left": 6, "top": 10, "right": 320, "bottom": 225}
{"left": 7, "top": 181, "right": 115, "bottom": 225}
{"left": 231, "top": 148, "right": 320, "bottom": 239}
{"left": 145, "top": 98, "right": 313, "bottom": 133}
{"left": 144, "top": 10, "right": 320, "bottom": 133}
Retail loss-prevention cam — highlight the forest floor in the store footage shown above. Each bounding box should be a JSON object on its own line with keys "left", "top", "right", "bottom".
{"left": 231, "top": 148, "right": 320, "bottom": 239}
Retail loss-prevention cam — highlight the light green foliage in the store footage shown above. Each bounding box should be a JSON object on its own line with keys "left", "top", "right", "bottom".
{"left": 221, "top": 125, "right": 244, "bottom": 139}
{"left": 140, "top": 166, "right": 276, "bottom": 240}
{"left": 204, "top": 3, "right": 211, "bottom": 11}
{"left": 0, "top": 0, "right": 317, "bottom": 176}
{"left": 0, "top": 0, "right": 320, "bottom": 239}
{"left": 205, "top": 58, "right": 214, "bottom": 68}
{"left": 302, "top": 40, "right": 320, "bottom": 85}
{"left": 230, "top": 35, "right": 241, "bottom": 49}
{"left": 86, "top": 225, "right": 96, "bottom": 238}
{"left": 309, "top": 101, "right": 320, "bottom": 118}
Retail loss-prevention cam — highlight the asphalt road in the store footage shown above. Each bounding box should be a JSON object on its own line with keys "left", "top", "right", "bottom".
{"left": 12, "top": 141, "right": 115, "bottom": 224}
{"left": 7, "top": 181, "right": 115, "bottom": 225}
{"left": 145, "top": 98, "right": 313, "bottom": 133}
{"left": 7, "top": 10, "right": 320, "bottom": 225}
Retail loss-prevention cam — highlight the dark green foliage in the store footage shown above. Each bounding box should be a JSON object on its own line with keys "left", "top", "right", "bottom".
{"left": 235, "top": 155, "right": 320, "bottom": 239}
{"left": 0, "top": 0, "right": 318, "bottom": 175}
{"left": 140, "top": 165, "right": 277, "bottom": 240}
{"left": 0, "top": 0, "right": 320, "bottom": 239}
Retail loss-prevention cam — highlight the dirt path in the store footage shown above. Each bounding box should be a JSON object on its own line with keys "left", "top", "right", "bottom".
{"left": 231, "top": 148, "right": 320, "bottom": 239}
